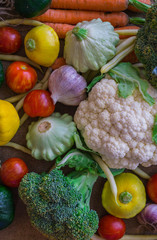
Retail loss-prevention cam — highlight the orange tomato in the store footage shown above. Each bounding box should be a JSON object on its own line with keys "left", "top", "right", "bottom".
{"left": 6, "top": 61, "right": 37, "bottom": 93}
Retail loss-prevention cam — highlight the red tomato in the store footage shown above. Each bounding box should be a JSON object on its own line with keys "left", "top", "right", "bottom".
{"left": 0, "top": 158, "right": 28, "bottom": 188}
{"left": 98, "top": 215, "right": 126, "bottom": 240}
{"left": 6, "top": 61, "right": 37, "bottom": 93}
{"left": 0, "top": 26, "right": 22, "bottom": 54}
{"left": 23, "top": 89, "right": 55, "bottom": 117}
{"left": 147, "top": 174, "right": 157, "bottom": 203}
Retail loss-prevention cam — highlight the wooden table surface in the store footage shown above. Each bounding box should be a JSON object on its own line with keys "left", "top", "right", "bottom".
{"left": 0, "top": 7, "right": 157, "bottom": 240}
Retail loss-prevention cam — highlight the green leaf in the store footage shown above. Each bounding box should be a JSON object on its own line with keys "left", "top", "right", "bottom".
{"left": 152, "top": 114, "right": 157, "bottom": 144}
{"left": 86, "top": 74, "right": 105, "bottom": 93}
{"left": 109, "top": 62, "right": 155, "bottom": 106}
{"left": 74, "top": 132, "right": 97, "bottom": 154}
{"left": 56, "top": 149, "right": 124, "bottom": 177}
{"left": 56, "top": 149, "right": 102, "bottom": 174}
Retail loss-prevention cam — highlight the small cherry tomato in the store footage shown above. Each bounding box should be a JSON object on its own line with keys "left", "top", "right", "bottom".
{"left": 0, "top": 158, "right": 28, "bottom": 188}
{"left": 147, "top": 174, "right": 157, "bottom": 203}
{"left": 0, "top": 26, "right": 22, "bottom": 54}
{"left": 6, "top": 61, "right": 37, "bottom": 93}
{"left": 98, "top": 215, "right": 126, "bottom": 240}
{"left": 23, "top": 89, "right": 55, "bottom": 117}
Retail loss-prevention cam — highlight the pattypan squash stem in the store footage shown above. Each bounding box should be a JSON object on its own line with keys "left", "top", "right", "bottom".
{"left": 15, "top": 67, "right": 52, "bottom": 111}
{"left": 101, "top": 43, "right": 135, "bottom": 74}
{"left": 119, "top": 191, "right": 132, "bottom": 204}
{"left": 91, "top": 234, "right": 157, "bottom": 240}
{"left": 26, "top": 39, "right": 36, "bottom": 51}
{"left": 0, "top": 54, "right": 42, "bottom": 71}
{"left": 92, "top": 154, "right": 119, "bottom": 206}
{"left": 72, "top": 27, "right": 88, "bottom": 41}
{"left": 133, "top": 167, "right": 150, "bottom": 179}
{"left": 116, "top": 36, "right": 136, "bottom": 55}
{"left": 4, "top": 142, "right": 31, "bottom": 155}
{"left": 4, "top": 93, "right": 25, "bottom": 103}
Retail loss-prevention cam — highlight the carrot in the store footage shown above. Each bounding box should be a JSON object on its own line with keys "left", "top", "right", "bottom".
{"left": 128, "top": 0, "right": 151, "bottom": 12}
{"left": 122, "top": 50, "right": 139, "bottom": 63}
{"left": 32, "top": 9, "right": 129, "bottom": 27}
{"left": 51, "top": 57, "right": 66, "bottom": 70}
{"left": 115, "top": 26, "right": 140, "bottom": 39}
{"left": 45, "top": 23, "right": 74, "bottom": 38}
{"left": 50, "top": 0, "right": 129, "bottom": 12}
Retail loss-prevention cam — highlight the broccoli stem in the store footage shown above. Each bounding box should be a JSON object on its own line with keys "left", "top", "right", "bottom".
{"left": 67, "top": 170, "right": 98, "bottom": 211}
{"left": 129, "top": 0, "right": 151, "bottom": 13}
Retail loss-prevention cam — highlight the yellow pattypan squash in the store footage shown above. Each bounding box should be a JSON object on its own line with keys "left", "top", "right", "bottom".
{"left": 0, "top": 100, "right": 20, "bottom": 146}
{"left": 102, "top": 173, "right": 146, "bottom": 219}
{"left": 24, "top": 24, "right": 60, "bottom": 67}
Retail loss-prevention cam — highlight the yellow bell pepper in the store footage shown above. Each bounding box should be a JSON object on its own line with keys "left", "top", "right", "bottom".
{"left": 102, "top": 173, "right": 146, "bottom": 219}
{"left": 24, "top": 24, "right": 60, "bottom": 67}
{"left": 0, "top": 100, "right": 20, "bottom": 146}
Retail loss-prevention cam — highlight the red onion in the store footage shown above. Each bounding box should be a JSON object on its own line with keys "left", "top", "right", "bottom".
{"left": 137, "top": 204, "right": 157, "bottom": 232}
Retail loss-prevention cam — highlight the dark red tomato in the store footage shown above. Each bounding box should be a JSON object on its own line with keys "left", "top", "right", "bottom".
{"left": 0, "top": 158, "right": 28, "bottom": 188}
{"left": 0, "top": 26, "right": 22, "bottom": 54}
{"left": 23, "top": 89, "right": 55, "bottom": 117}
{"left": 98, "top": 215, "right": 126, "bottom": 240}
{"left": 147, "top": 174, "right": 157, "bottom": 203}
{"left": 6, "top": 61, "right": 37, "bottom": 93}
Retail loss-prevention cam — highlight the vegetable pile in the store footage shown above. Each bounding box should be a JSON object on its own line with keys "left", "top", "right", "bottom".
{"left": 1, "top": 0, "right": 157, "bottom": 240}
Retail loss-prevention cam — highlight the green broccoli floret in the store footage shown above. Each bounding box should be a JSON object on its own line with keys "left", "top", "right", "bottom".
{"left": 18, "top": 149, "right": 124, "bottom": 240}
{"left": 134, "top": 3, "right": 157, "bottom": 88}
{"left": 19, "top": 168, "right": 99, "bottom": 240}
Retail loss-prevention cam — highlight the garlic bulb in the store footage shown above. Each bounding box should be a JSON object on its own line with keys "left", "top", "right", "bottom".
{"left": 48, "top": 65, "right": 87, "bottom": 106}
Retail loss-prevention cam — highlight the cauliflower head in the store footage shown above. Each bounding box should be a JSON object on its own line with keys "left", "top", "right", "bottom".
{"left": 74, "top": 79, "right": 157, "bottom": 170}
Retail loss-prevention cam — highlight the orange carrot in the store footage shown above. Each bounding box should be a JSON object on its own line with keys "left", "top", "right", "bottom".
{"left": 50, "top": 0, "right": 129, "bottom": 12}
{"left": 122, "top": 50, "right": 138, "bottom": 63}
{"left": 51, "top": 57, "right": 66, "bottom": 70}
{"left": 45, "top": 23, "right": 74, "bottom": 38}
{"left": 32, "top": 9, "right": 129, "bottom": 27}
{"left": 128, "top": 0, "right": 151, "bottom": 12}
{"left": 115, "top": 26, "right": 140, "bottom": 39}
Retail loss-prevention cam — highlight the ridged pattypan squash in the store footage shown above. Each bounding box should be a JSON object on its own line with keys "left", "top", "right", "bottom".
{"left": 0, "top": 100, "right": 20, "bottom": 146}
{"left": 26, "top": 112, "right": 77, "bottom": 161}
{"left": 64, "top": 18, "right": 119, "bottom": 73}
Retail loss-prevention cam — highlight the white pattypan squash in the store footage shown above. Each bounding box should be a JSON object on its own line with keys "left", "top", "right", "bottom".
{"left": 64, "top": 18, "right": 119, "bottom": 73}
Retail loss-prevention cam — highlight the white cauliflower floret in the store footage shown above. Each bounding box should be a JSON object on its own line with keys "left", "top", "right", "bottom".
{"left": 74, "top": 79, "right": 157, "bottom": 169}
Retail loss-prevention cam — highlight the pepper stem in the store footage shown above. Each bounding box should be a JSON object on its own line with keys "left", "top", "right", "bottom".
{"left": 72, "top": 27, "right": 88, "bottom": 41}
{"left": 26, "top": 39, "right": 36, "bottom": 51}
{"left": 119, "top": 191, "right": 132, "bottom": 204}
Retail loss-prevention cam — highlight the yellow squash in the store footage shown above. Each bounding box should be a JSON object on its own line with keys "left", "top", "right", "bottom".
{"left": 24, "top": 25, "right": 60, "bottom": 67}
{"left": 0, "top": 100, "right": 20, "bottom": 146}
{"left": 102, "top": 173, "right": 146, "bottom": 219}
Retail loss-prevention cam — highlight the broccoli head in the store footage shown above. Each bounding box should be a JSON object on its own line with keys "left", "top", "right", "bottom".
{"left": 134, "top": 4, "right": 157, "bottom": 88}
{"left": 18, "top": 168, "right": 99, "bottom": 240}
